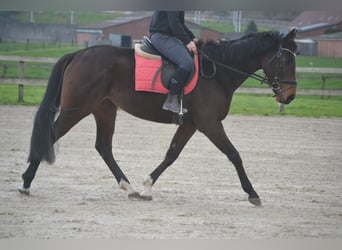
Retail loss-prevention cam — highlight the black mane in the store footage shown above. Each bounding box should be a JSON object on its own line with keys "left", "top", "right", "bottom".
{"left": 199, "top": 31, "right": 282, "bottom": 65}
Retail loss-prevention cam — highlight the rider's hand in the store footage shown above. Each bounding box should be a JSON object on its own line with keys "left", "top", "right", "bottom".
{"left": 186, "top": 41, "right": 197, "bottom": 54}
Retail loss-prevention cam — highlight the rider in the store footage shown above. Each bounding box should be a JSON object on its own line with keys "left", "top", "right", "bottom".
{"left": 149, "top": 11, "right": 198, "bottom": 114}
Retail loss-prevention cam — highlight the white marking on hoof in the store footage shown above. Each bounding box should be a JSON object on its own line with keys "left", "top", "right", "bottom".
{"left": 119, "top": 180, "right": 137, "bottom": 196}
{"left": 18, "top": 187, "right": 30, "bottom": 195}
{"left": 140, "top": 176, "right": 153, "bottom": 200}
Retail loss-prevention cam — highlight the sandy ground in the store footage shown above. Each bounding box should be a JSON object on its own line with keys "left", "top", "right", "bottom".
{"left": 0, "top": 105, "right": 341, "bottom": 239}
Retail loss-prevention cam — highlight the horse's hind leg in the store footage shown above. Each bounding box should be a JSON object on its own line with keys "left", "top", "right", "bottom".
{"left": 19, "top": 109, "right": 86, "bottom": 195}
{"left": 19, "top": 160, "right": 40, "bottom": 195}
{"left": 93, "top": 101, "right": 139, "bottom": 199}
{"left": 140, "top": 124, "right": 196, "bottom": 200}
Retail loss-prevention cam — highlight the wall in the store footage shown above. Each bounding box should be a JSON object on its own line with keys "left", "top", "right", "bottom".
{"left": 76, "top": 17, "right": 224, "bottom": 47}
{"left": 317, "top": 40, "right": 342, "bottom": 58}
{"left": 295, "top": 40, "right": 317, "bottom": 56}
{"left": 102, "top": 18, "right": 151, "bottom": 40}
{"left": 77, "top": 32, "right": 100, "bottom": 45}
{"left": 0, "top": 19, "right": 76, "bottom": 43}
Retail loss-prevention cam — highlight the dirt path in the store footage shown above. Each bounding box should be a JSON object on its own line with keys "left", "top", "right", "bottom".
{"left": 0, "top": 105, "right": 341, "bottom": 239}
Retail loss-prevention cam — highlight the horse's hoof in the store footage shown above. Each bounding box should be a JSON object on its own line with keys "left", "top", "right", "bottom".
{"left": 140, "top": 195, "right": 153, "bottom": 201}
{"left": 128, "top": 192, "right": 141, "bottom": 200}
{"left": 248, "top": 197, "right": 262, "bottom": 206}
{"left": 18, "top": 188, "right": 30, "bottom": 195}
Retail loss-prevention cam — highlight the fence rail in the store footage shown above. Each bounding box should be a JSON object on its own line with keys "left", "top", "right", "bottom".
{"left": 0, "top": 78, "right": 46, "bottom": 86}
{"left": 1, "top": 55, "right": 342, "bottom": 104}
{"left": 0, "top": 55, "right": 58, "bottom": 64}
{"left": 296, "top": 67, "right": 342, "bottom": 74}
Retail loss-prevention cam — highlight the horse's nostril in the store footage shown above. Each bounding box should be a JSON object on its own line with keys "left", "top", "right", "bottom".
{"left": 285, "top": 95, "right": 295, "bottom": 104}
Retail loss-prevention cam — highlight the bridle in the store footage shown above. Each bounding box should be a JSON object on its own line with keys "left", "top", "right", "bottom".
{"left": 199, "top": 45, "right": 297, "bottom": 100}
{"left": 267, "top": 46, "right": 297, "bottom": 100}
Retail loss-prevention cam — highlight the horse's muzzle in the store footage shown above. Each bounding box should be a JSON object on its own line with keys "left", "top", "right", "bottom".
{"left": 283, "top": 94, "right": 296, "bottom": 104}
{"left": 274, "top": 80, "right": 297, "bottom": 105}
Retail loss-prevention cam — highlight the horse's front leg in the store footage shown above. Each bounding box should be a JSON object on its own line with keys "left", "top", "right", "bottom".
{"left": 140, "top": 124, "right": 197, "bottom": 200}
{"left": 199, "top": 121, "right": 261, "bottom": 206}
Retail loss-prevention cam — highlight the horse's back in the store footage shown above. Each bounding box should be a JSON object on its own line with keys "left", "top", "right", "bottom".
{"left": 59, "top": 45, "right": 177, "bottom": 124}
{"left": 71, "top": 45, "right": 134, "bottom": 68}
{"left": 60, "top": 45, "right": 134, "bottom": 110}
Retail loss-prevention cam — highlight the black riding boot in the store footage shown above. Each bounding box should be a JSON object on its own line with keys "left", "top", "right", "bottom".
{"left": 162, "top": 68, "right": 190, "bottom": 114}
{"left": 163, "top": 93, "right": 188, "bottom": 114}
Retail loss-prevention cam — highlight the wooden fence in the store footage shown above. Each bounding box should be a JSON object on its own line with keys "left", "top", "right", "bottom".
{"left": 0, "top": 56, "right": 57, "bottom": 102}
{"left": 1, "top": 55, "right": 342, "bottom": 105}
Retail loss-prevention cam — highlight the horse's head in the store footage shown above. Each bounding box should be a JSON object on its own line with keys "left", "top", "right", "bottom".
{"left": 262, "top": 29, "right": 297, "bottom": 104}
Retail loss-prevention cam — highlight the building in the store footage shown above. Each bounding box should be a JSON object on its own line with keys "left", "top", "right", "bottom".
{"left": 76, "top": 15, "right": 224, "bottom": 47}
{"left": 288, "top": 11, "right": 342, "bottom": 38}
{"left": 313, "top": 32, "right": 342, "bottom": 58}
{"left": 288, "top": 11, "right": 342, "bottom": 57}
{"left": 76, "top": 15, "right": 151, "bottom": 47}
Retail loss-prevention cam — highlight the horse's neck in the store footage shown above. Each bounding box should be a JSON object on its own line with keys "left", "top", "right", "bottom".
{"left": 222, "top": 57, "right": 262, "bottom": 91}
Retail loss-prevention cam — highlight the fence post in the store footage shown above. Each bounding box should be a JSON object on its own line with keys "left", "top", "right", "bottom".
{"left": 1, "top": 63, "right": 7, "bottom": 78}
{"left": 278, "top": 103, "right": 284, "bottom": 113}
{"left": 18, "top": 60, "right": 24, "bottom": 102}
{"left": 321, "top": 74, "right": 326, "bottom": 99}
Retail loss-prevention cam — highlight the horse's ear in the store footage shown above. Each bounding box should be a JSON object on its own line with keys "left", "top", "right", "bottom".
{"left": 285, "top": 28, "right": 297, "bottom": 41}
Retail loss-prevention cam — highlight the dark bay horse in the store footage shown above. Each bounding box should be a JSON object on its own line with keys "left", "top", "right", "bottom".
{"left": 19, "top": 29, "right": 297, "bottom": 206}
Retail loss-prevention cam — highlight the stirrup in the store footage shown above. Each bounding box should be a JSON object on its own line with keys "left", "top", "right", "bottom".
{"left": 162, "top": 94, "right": 188, "bottom": 114}
{"left": 178, "top": 90, "right": 187, "bottom": 115}
{"left": 179, "top": 95, "right": 186, "bottom": 115}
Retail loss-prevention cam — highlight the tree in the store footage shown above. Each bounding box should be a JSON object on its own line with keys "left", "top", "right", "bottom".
{"left": 245, "top": 20, "right": 257, "bottom": 34}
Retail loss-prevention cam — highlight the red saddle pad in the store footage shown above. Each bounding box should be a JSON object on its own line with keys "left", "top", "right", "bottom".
{"left": 135, "top": 52, "right": 199, "bottom": 95}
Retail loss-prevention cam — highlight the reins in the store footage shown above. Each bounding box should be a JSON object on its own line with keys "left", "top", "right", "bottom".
{"left": 198, "top": 45, "right": 297, "bottom": 100}
{"left": 199, "top": 48, "right": 269, "bottom": 85}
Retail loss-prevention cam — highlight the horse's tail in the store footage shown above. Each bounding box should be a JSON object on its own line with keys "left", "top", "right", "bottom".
{"left": 27, "top": 52, "right": 74, "bottom": 164}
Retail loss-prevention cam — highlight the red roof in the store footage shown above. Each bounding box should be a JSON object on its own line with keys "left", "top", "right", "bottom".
{"left": 289, "top": 11, "right": 342, "bottom": 29}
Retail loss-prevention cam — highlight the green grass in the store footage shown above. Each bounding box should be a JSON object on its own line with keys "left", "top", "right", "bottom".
{"left": 281, "top": 95, "right": 342, "bottom": 117}
{"left": 296, "top": 55, "right": 342, "bottom": 68}
{"left": 200, "top": 21, "right": 236, "bottom": 33}
{"left": 238, "top": 55, "right": 342, "bottom": 90}
{"left": 230, "top": 94, "right": 342, "bottom": 117}
{"left": 1, "top": 62, "right": 53, "bottom": 78}
{"left": 1, "top": 41, "right": 342, "bottom": 117}
{"left": 1, "top": 84, "right": 341, "bottom": 117}
{"left": 0, "top": 42, "right": 84, "bottom": 79}
{"left": 296, "top": 73, "right": 342, "bottom": 90}
{"left": 1, "top": 43, "right": 342, "bottom": 90}
{"left": 0, "top": 84, "right": 46, "bottom": 105}
{"left": 241, "top": 72, "right": 342, "bottom": 90}
{"left": 200, "top": 21, "right": 272, "bottom": 33}
{"left": 12, "top": 11, "right": 122, "bottom": 25}
{"left": 0, "top": 43, "right": 83, "bottom": 57}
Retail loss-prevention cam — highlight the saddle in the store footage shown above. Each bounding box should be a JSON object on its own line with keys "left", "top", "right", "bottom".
{"left": 140, "top": 36, "right": 160, "bottom": 56}
{"left": 134, "top": 37, "right": 198, "bottom": 95}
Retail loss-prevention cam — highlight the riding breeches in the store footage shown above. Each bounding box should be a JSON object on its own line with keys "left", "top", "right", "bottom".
{"left": 150, "top": 32, "right": 195, "bottom": 95}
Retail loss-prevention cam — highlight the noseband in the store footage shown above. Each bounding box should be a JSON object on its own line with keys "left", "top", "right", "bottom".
{"left": 199, "top": 45, "right": 297, "bottom": 100}
{"left": 267, "top": 47, "right": 297, "bottom": 100}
